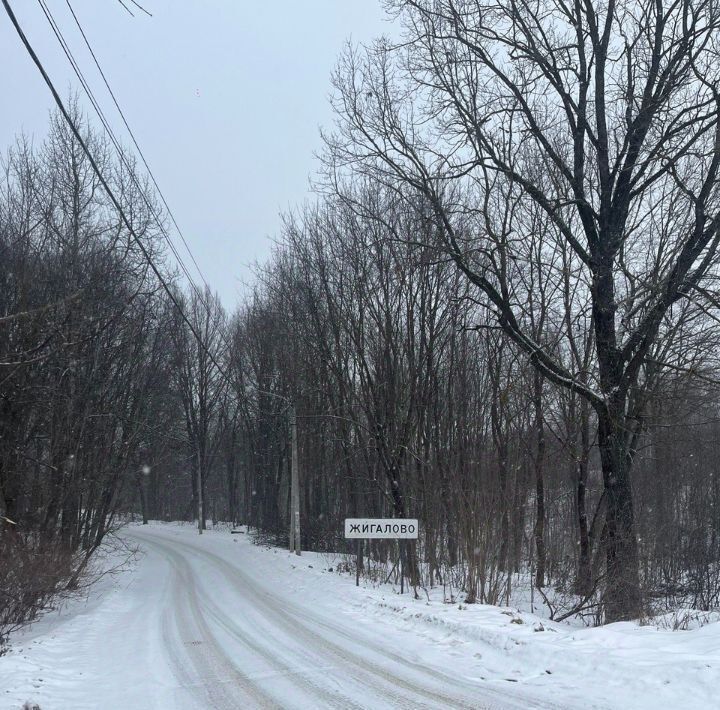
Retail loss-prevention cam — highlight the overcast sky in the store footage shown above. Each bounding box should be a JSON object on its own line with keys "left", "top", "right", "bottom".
{"left": 1, "top": 0, "right": 389, "bottom": 307}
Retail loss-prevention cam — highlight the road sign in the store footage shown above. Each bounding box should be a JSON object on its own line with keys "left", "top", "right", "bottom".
{"left": 344, "top": 518, "right": 419, "bottom": 539}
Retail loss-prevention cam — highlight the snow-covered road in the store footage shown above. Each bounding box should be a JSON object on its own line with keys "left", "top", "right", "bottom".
{"left": 4, "top": 523, "right": 719, "bottom": 709}
{"left": 131, "top": 527, "right": 528, "bottom": 710}
{"left": 2, "top": 524, "right": 551, "bottom": 709}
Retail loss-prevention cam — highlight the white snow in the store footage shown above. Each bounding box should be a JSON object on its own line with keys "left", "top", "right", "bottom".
{"left": 1, "top": 522, "right": 718, "bottom": 709}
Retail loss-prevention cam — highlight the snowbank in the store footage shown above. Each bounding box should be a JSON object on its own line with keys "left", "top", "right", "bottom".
{"left": 1, "top": 522, "right": 717, "bottom": 709}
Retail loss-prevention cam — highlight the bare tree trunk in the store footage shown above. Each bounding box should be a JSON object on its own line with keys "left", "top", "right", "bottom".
{"left": 533, "top": 372, "right": 546, "bottom": 589}
{"left": 576, "top": 398, "right": 592, "bottom": 596}
{"left": 598, "top": 407, "right": 641, "bottom": 621}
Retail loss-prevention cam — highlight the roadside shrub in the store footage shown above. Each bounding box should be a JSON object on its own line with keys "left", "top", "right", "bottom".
{"left": 0, "top": 530, "right": 80, "bottom": 652}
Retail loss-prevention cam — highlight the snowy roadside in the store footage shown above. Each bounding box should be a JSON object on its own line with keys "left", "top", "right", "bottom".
{"left": 192, "top": 524, "right": 720, "bottom": 710}
{"left": 1, "top": 522, "right": 718, "bottom": 710}
{"left": 0, "top": 535, "right": 180, "bottom": 710}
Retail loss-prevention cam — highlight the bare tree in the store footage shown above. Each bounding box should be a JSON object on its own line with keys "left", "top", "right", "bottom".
{"left": 0, "top": 105, "right": 176, "bottom": 643}
{"left": 170, "top": 288, "right": 227, "bottom": 532}
{"left": 324, "top": 0, "right": 720, "bottom": 621}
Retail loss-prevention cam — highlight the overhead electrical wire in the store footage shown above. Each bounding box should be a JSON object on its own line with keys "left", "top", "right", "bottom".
{"left": 63, "top": 0, "right": 207, "bottom": 293}
{"left": 116, "top": 0, "right": 152, "bottom": 19}
{"left": 1, "top": 0, "right": 233, "bottom": 385}
{"left": 116, "top": 0, "right": 135, "bottom": 17}
{"left": 6, "top": 0, "right": 281, "bottom": 407}
{"left": 36, "top": 0, "right": 248, "bottom": 383}
{"left": 43, "top": 1, "right": 288, "bottom": 408}
{"left": 35, "top": 0, "right": 210, "bottom": 311}
{"left": 128, "top": 1, "right": 152, "bottom": 18}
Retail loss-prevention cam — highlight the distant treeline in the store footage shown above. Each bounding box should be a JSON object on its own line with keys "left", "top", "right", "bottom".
{"left": 4, "top": 0, "right": 720, "bottom": 637}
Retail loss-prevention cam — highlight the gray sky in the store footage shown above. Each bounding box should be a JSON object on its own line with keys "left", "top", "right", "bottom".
{"left": 1, "top": 0, "right": 389, "bottom": 307}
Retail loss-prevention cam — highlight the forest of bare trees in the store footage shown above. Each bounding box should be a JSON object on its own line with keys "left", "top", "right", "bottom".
{"left": 0, "top": 106, "right": 178, "bottom": 643}
{"left": 3, "top": 0, "right": 720, "bottom": 642}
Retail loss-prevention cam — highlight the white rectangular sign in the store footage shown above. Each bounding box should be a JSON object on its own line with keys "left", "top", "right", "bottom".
{"left": 344, "top": 518, "right": 419, "bottom": 539}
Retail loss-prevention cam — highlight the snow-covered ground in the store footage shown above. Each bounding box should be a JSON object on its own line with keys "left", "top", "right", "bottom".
{"left": 1, "top": 523, "right": 718, "bottom": 709}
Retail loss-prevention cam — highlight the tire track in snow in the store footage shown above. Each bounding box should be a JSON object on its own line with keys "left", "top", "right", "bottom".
{"left": 145, "top": 534, "right": 367, "bottom": 709}
{"left": 141, "top": 531, "right": 499, "bottom": 709}
{"left": 155, "top": 539, "right": 278, "bottom": 709}
{"left": 204, "top": 545, "right": 567, "bottom": 710}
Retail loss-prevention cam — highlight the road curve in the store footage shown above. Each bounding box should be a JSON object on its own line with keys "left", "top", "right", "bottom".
{"left": 128, "top": 527, "right": 558, "bottom": 710}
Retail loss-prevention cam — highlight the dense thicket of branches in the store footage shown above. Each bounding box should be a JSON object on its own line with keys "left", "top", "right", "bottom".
{"left": 317, "top": 0, "right": 720, "bottom": 621}
{"left": 0, "top": 109, "right": 184, "bottom": 644}
{"left": 4, "top": 0, "right": 720, "bottom": 637}
{"left": 221, "top": 186, "right": 720, "bottom": 622}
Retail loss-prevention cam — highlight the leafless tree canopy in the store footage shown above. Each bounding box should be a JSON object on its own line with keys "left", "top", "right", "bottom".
{"left": 319, "top": 0, "right": 720, "bottom": 621}
{"left": 4, "top": 2, "right": 720, "bottom": 639}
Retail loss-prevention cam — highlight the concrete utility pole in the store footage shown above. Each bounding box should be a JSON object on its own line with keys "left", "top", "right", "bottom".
{"left": 197, "top": 451, "right": 204, "bottom": 535}
{"left": 289, "top": 403, "right": 301, "bottom": 555}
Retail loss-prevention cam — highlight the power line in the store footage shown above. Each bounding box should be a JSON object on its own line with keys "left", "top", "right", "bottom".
{"left": 128, "top": 1, "right": 152, "bottom": 18}
{"left": 115, "top": 0, "right": 153, "bottom": 19}
{"left": 116, "top": 0, "right": 134, "bottom": 17}
{"left": 35, "top": 0, "right": 208, "bottom": 308}
{"left": 33, "top": 0, "right": 214, "bottom": 336}
{"left": 14, "top": 0, "right": 244, "bottom": 395}
{"left": 33, "top": 0, "right": 254, "bottom": 400}
{"left": 63, "top": 0, "right": 207, "bottom": 292}
{"left": 2, "top": 0, "right": 232, "bottom": 385}
{"left": 36, "top": 0, "right": 251, "bottom": 388}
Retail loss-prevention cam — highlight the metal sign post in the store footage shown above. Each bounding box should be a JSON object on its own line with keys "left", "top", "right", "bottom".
{"left": 355, "top": 539, "right": 361, "bottom": 587}
{"left": 344, "top": 518, "right": 419, "bottom": 588}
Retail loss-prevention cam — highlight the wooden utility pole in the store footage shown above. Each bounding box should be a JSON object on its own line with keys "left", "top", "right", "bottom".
{"left": 289, "top": 403, "right": 301, "bottom": 555}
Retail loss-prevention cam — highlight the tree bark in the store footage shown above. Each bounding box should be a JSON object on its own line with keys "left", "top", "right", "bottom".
{"left": 598, "top": 407, "right": 641, "bottom": 621}
{"left": 533, "top": 372, "right": 546, "bottom": 589}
